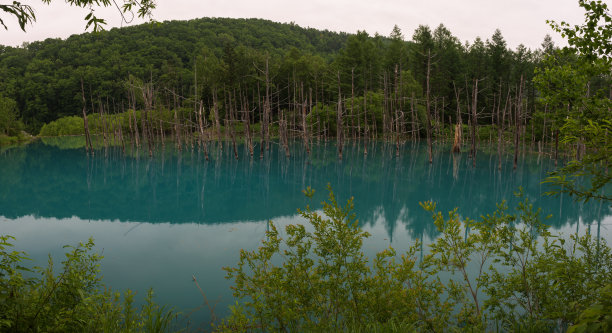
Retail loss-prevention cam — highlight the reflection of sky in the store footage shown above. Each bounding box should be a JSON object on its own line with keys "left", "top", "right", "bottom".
{"left": 0, "top": 211, "right": 417, "bottom": 326}
{"left": 1, "top": 215, "right": 280, "bottom": 327}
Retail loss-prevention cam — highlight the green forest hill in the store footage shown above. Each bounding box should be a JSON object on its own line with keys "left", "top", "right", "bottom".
{"left": 2, "top": 16, "right": 548, "bottom": 135}
{"left": 1, "top": 17, "right": 348, "bottom": 133}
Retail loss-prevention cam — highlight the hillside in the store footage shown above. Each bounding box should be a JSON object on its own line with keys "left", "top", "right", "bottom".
{"left": 0, "top": 17, "right": 348, "bottom": 132}
{"left": 0, "top": 16, "right": 556, "bottom": 140}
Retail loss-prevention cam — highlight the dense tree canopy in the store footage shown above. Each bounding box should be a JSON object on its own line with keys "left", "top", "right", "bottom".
{"left": 0, "top": 16, "right": 557, "bottom": 135}
{"left": 0, "top": 17, "right": 349, "bottom": 132}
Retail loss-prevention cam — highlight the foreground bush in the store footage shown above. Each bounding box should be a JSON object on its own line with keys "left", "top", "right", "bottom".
{"left": 219, "top": 186, "right": 612, "bottom": 332}
{"left": 0, "top": 236, "right": 176, "bottom": 332}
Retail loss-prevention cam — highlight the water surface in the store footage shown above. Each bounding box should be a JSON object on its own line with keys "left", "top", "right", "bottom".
{"left": 1, "top": 138, "right": 609, "bottom": 327}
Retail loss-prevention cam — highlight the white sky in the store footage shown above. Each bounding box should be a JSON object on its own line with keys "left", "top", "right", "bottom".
{"left": 0, "top": 0, "right": 592, "bottom": 50}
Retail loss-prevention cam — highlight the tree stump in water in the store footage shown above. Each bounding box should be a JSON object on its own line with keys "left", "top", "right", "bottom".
{"left": 452, "top": 123, "right": 462, "bottom": 153}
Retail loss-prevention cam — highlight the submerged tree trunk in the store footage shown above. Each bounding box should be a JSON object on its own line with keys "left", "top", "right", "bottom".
{"left": 411, "top": 93, "right": 416, "bottom": 141}
{"left": 132, "top": 103, "right": 140, "bottom": 149}
{"left": 513, "top": 76, "right": 524, "bottom": 170}
{"left": 452, "top": 82, "right": 462, "bottom": 153}
{"left": 554, "top": 129, "right": 559, "bottom": 166}
{"left": 303, "top": 87, "right": 311, "bottom": 154}
{"left": 498, "top": 87, "right": 510, "bottom": 170}
{"left": 264, "top": 57, "right": 271, "bottom": 152}
{"left": 452, "top": 124, "right": 462, "bottom": 153}
{"left": 213, "top": 88, "right": 221, "bottom": 150}
{"left": 172, "top": 90, "right": 181, "bottom": 152}
{"left": 471, "top": 79, "right": 479, "bottom": 167}
{"left": 81, "top": 79, "right": 93, "bottom": 155}
{"left": 229, "top": 91, "right": 238, "bottom": 160}
{"left": 394, "top": 65, "right": 400, "bottom": 157}
{"left": 198, "top": 102, "right": 209, "bottom": 160}
{"left": 337, "top": 71, "right": 343, "bottom": 159}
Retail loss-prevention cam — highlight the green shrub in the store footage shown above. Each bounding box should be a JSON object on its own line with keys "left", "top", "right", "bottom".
{"left": 219, "top": 186, "right": 612, "bottom": 332}
{"left": 0, "top": 95, "right": 25, "bottom": 137}
{"left": 219, "top": 185, "right": 449, "bottom": 331}
{"left": 0, "top": 235, "right": 177, "bottom": 332}
{"left": 0, "top": 135, "right": 18, "bottom": 146}
{"left": 39, "top": 116, "right": 84, "bottom": 137}
{"left": 568, "top": 283, "right": 612, "bottom": 333}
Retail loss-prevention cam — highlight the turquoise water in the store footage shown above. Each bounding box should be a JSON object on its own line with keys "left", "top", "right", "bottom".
{"left": 1, "top": 138, "right": 609, "bottom": 328}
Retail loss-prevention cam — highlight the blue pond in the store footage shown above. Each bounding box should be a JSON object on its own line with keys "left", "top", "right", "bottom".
{"left": 0, "top": 138, "right": 609, "bottom": 328}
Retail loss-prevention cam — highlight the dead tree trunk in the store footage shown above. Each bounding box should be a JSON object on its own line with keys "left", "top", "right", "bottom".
{"left": 363, "top": 83, "right": 369, "bottom": 155}
{"left": 351, "top": 68, "right": 356, "bottom": 139}
{"left": 337, "top": 71, "right": 343, "bottom": 159}
{"left": 264, "top": 57, "right": 271, "bottom": 152}
{"left": 452, "top": 81, "right": 462, "bottom": 153}
{"left": 213, "top": 88, "right": 221, "bottom": 150}
{"left": 394, "top": 65, "right": 400, "bottom": 156}
{"left": 81, "top": 79, "right": 93, "bottom": 155}
{"left": 98, "top": 100, "right": 108, "bottom": 149}
{"left": 303, "top": 87, "right": 311, "bottom": 154}
{"left": 172, "top": 90, "right": 181, "bottom": 151}
{"left": 425, "top": 49, "right": 433, "bottom": 164}
{"left": 554, "top": 129, "right": 559, "bottom": 166}
{"left": 198, "top": 101, "right": 209, "bottom": 160}
{"left": 411, "top": 93, "right": 416, "bottom": 141}
{"left": 132, "top": 106, "right": 140, "bottom": 149}
{"left": 498, "top": 87, "right": 510, "bottom": 170}
{"left": 470, "top": 79, "right": 479, "bottom": 167}
{"left": 242, "top": 93, "right": 253, "bottom": 158}
{"left": 229, "top": 91, "right": 238, "bottom": 159}
{"left": 142, "top": 83, "right": 154, "bottom": 157}
{"left": 513, "top": 76, "right": 524, "bottom": 170}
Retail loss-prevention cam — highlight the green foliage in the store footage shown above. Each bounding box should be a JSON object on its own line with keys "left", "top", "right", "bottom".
{"left": 533, "top": 50, "right": 589, "bottom": 129}
{"left": 306, "top": 103, "right": 338, "bottom": 136}
{"left": 0, "top": 15, "right": 541, "bottom": 139}
{"left": 221, "top": 186, "right": 612, "bottom": 332}
{"left": 1, "top": 0, "right": 155, "bottom": 32}
{"left": 220, "top": 185, "right": 428, "bottom": 331}
{"left": 0, "top": 94, "right": 23, "bottom": 136}
{"left": 545, "top": 119, "right": 612, "bottom": 202}
{"left": 0, "top": 2, "right": 36, "bottom": 31}
{"left": 0, "top": 235, "right": 177, "bottom": 332}
{"left": 39, "top": 115, "right": 84, "bottom": 136}
{"left": 334, "top": 30, "right": 383, "bottom": 94}
{"left": 548, "top": 0, "right": 611, "bottom": 63}
{"left": 0, "top": 18, "right": 348, "bottom": 133}
{"left": 538, "top": 0, "right": 612, "bottom": 203}
{"left": 568, "top": 283, "right": 612, "bottom": 333}
{"left": 307, "top": 91, "right": 392, "bottom": 137}
{"left": 0, "top": 134, "right": 19, "bottom": 145}
{"left": 345, "top": 90, "right": 385, "bottom": 135}
{"left": 0, "top": 15, "right": 543, "bottom": 140}
{"left": 37, "top": 107, "right": 182, "bottom": 138}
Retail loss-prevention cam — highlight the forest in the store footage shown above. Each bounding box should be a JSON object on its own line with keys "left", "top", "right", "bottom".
{"left": 0, "top": 17, "right": 346, "bottom": 131}
{"left": 0, "top": 15, "right": 592, "bottom": 156}
{"left": 0, "top": 12, "right": 608, "bottom": 172}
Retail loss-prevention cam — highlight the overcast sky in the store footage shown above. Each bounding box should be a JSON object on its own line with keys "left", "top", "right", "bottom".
{"left": 1, "top": 0, "right": 590, "bottom": 50}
